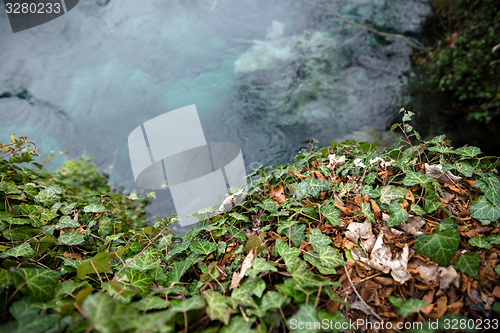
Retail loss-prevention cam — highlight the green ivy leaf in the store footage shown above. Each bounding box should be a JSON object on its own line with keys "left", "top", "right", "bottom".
{"left": 454, "top": 252, "right": 481, "bottom": 278}
{"left": 170, "top": 295, "right": 206, "bottom": 314}
{"left": 410, "top": 204, "right": 426, "bottom": 216}
{"left": 470, "top": 196, "right": 500, "bottom": 222}
{"left": 0, "top": 181, "right": 21, "bottom": 194}
{"left": 475, "top": 177, "right": 500, "bottom": 205}
{"left": 318, "top": 246, "right": 346, "bottom": 268}
{"left": 288, "top": 305, "right": 319, "bottom": 333}
{"left": 168, "top": 260, "right": 192, "bottom": 283}
{"left": 455, "top": 146, "right": 481, "bottom": 158}
{"left": 388, "top": 295, "right": 428, "bottom": 318}
{"left": 295, "top": 178, "right": 334, "bottom": 200}
{"left": 128, "top": 269, "right": 153, "bottom": 295}
{"left": 415, "top": 229, "right": 460, "bottom": 266}
{"left": 260, "top": 291, "right": 286, "bottom": 312}
{"left": 190, "top": 240, "right": 217, "bottom": 255}
{"left": 428, "top": 145, "right": 456, "bottom": 154}
{"left": 434, "top": 218, "right": 458, "bottom": 232}
{"left": 380, "top": 186, "right": 405, "bottom": 205}
{"left": 307, "top": 229, "right": 331, "bottom": 253}
{"left": 360, "top": 202, "right": 375, "bottom": 223}
{"left": 81, "top": 292, "right": 116, "bottom": 331}
{"left": 455, "top": 160, "right": 475, "bottom": 177}
{"left": 485, "top": 234, "right": 500, "bottom": 245}
{"left": 227, "top": 227, "right": 247, "bottom": 242}
{"left": 9, "top": 268, "right": 60, "bottom": 301}
{"left": 127, "top": 253, "right": 161, "bottom": 272}
{"left": 230, "top": 287, "right": 258, "bottom": 309}
{"left": 423, "top": 186, "right": 442, "bottom": 214}
{"left": 303, "top": 251, "right": 337, "bottom": 275}
{"left": 132, "top": 296, "right": 170, "bottom": 311}
{"left": 246, "top": 258, "right": 277, "bottom": 278}
{"left": 320, "top": 204, "right": 341, "bottom": 226}
{"left": 58, "top": 231, "right": 85, "bottom": 246}
{"left": 77, "top": 253, "right": 112, "bottom": 278}
{"left": 229, "top": 212, "right": 250, "bottom": 223}
{"left": 57, "top": 216, "right": 80, "bottom": 228}
{"left": 204, "top": 290, "right": 234, "bottom": 325}
{"left": 284, "top": 224, "right": 306, "bottom": 247}
{"left": 402, "top": 171, "right": 436, "bottom": 187}
{"left": 468, "top": 237, "right": 492, "bottom": 249}
{"left": 220, "top": 316, "right": 255, "bottom": 333}
{"left": 83, "top": 203, "right": 106, "bottom": 213}
{"left": 387, "top": 202, "right": 409, "bottom": 227}
{"left": 0, "top": 242, "right": 34, "bottom": 258}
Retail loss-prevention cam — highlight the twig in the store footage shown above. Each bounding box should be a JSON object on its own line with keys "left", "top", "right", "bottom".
{"left": 299, "top": 0, "right": 429, "bottom": 53}
{"left": 343, "top": 266, "right": 402, "bottom": 333}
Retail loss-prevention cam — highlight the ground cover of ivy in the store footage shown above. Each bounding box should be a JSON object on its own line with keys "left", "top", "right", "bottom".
{"left": 1, "top": 109, "right": 500, "bottom": 332}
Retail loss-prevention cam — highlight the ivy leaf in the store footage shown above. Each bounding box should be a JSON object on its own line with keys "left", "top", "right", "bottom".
{"left": 227, "top": 227, "right": 247, "bottom": 242}
{"left": 307, "top": 229, "right": 331, "bottom": 253}
{"left": 380, "top": 186, "right": 405, "bottom": 205}
{"left": 402, "top": 171, "right": 436, "bottom": 187}
{"left": 229, "top": 212, "right": 250, "bottom": 223}
{"left": 77, "top": 253, "right": 112, "bottom": 278}
{"left": 468, "top": 237, "right": 492, "bottom": 249}
{"left": 83, "top": 203, "right": 106, "bottom": 213}
{"left": 360, "top": 202, "right": 375, "bottom": 223}
{"left": 387, "top": 202, "right": 409, "bottom": 227}
{"left": 9, "top": 268, "right": 60, "bottom": 301}
{"left": 485, "top": 234, "right": 500, "bottom": 245}
{"left": 0, "top": 181, "right": 21, "bottom": 194}
{"left": 204, "top": 290, "right": 234, "bottom": 325}
{"left": 303, "top": 252, "right": 337, "bottom": 275}
{"left": 318, "top": 246, "right": 346, "bottom": 268}
{"left": 230, "top": 287, "right": 258, "bottom": 309}
{"left": 288, "top": 305, "right": 319, "bottom": 333}
{"left": 434, "top": 218, "right": 458, "bottom": 232}
{"left": 168, "top": 260, "right": 192, "bottom": 283}
{"left": 128, "top": 269, "right": 153, "bottom": 295}
{"left": 82, "top": 292, "right": 116, "bottom": 331}
{"left": 292, "top": 261, "right": 322, "bottom": 287}
{"left": 58, "top": 231, "right": 85, "bottom": 246}
{"left": 34, "top": 186, "right": 61, "bottom": 203}
{"left": 170, "top": 295, "right": 206, "bottom": 313}
{"left": 454, "top": 253, "right": 481, "bottom": 278}
{"left": 260, "top": 291, "right": 286, "bottom": 312}
{"left": 470, "top": 196, "right": 500, "bottom": 222}
{"left": 132, "top": 296, "right": 170, "bottom": 311}
{"left": 455, "top": 146, "right": 481, "bottom": 158}
{"left": 410, "top": 204, "right": 426, "bottom": 216}
{"left": 220, "top": 317, "right": 255, "bottom": 333}
{"left": 127, "top": 253, "right": 161, "bottom": 272}
{"left": 0, "top": 242, "right": 34, "bottom": 258}
{"left": 428, "top": 145, "right": 455, "bottom": 154}
{"left": 415, "top": 229, "right": 460, "bottom": 266}
{"left": 455, "top": 160, "right": 475, "bottom": 177}
{"left": 295, "top": 178, "right": 333, "bottom": 200}
{"left": 388, "top": 295, "right": 428, "bottom": 318}
{"left": 190, "top": 240, "right": 217, "bottom": 255}
{"left": 245, "top": 258, "right": 277, "bottom": 278}
{"left": 284, "top": 224, "right": 306, "bottom": 247}
{"left": 320, "top": 204, "right": 341, "bottom": 226}
{"left": 57, "top": 216, "right": 80, "bottom": 228}
{"left": 475, "top": 177, "right": 500, "bottom": 205}
{"left": 423, "top": 186, "right": 442, "bottom": 214}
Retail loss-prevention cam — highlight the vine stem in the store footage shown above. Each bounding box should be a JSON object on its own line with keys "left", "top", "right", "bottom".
{"left": 299, "top": 0, "right": 429, "bottom": 53}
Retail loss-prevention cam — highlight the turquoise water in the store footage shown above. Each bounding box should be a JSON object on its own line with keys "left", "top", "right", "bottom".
{"left": 0, "top": 0, "right": 432, "bottom": 225}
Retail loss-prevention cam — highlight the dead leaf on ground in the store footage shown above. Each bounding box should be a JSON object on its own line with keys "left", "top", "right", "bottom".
{"left": 346, "top": 220, "right": 376, "bottom": 252}
{"left": 396, "top": 215, "right": 425, "bottom": 236}
{"left": 269, "top": 185, "right": 287, "bottom": 203}
{"left": 425, "top": 163, "right": 462, "bottom": 185}
{"left": 231, "top": 251, "right": 254, "bottom": 290}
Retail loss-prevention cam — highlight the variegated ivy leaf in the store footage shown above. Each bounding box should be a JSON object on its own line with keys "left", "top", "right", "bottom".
{"left": 229, "top": 287, "right": 258, "bottom": 309}
{"left": 295, "top": 178, "right": 334, "bottom": 200}
{"left": 57, "top": 216, "right": 80, "bottom": 228}
{"left": 260, "top": 291, "right": 286, "bottom": 312}
{"left": 204, "top": 290, "right": 234, "bottom": 325}
{"left": 410, "top": 203, "right": 426, "bottom": 216}
{"left": 307, "top": 229, "right": 331, "bottom": 253}
{"left": 379, "top": 186, "right": 405, "bottom": 205}
{"left": 127, "top": 253, "right": 161, "bottom": 272}
{"left": 387, "top": 202, "right": 409, "bottom": 227}
{"left": 58, "top": 231, "right": 85, "bottom": 246}
{"left": 303, "top": 252, "right": 337, "bottom": 275}
{"left": 169, "top": 295, "right": 206, "bottom": 314}
{"left": 486, "top": 234, "right": 500, "bottom": 245}
{"left": 360, "top": 202, "right": 375, "bottom": 223}
{"left": 9, "top": 268, "right": 60, "bottom": 301}
{"left": 455, "top": 146, "right": 481, "bottom": 158}
{"left": 128, "top": 269, "right": 153, "bottom": 295}
{"left": 0, "top": 242, "right": 34, "bottom": 258}
{"left": 470, "top": 196, "right": 500, "bottom": 223}
{"left": 245, "top": 258, "right": 277, "bottom": 278}
{"left": 227, "top": 227, "right": 247, "bottom": 242}
{"left": 229, "top": 212, "right": 250, "bottom": 223}
{"left": 320, "top": 204, "right": 341, "bottom": 226}
{"left": 77, "top": 252, "right": 112, "bottom": 278}
{"left": 318, "top": 246, "right": 346, "bottom": 268}
{"left": 468, "top": 236, "right": 492, "bottom": 249}
{"left": 284, "top": 224, "right": 306, "bottom": 247}
{"left": 190, "top": 240, "right": 217, "bottom": 255}
{"left": 402, "top": 171, "right": 436, "bottom": 187}
{"left": 83, "top": 203, "right": 106, "bottom": 213}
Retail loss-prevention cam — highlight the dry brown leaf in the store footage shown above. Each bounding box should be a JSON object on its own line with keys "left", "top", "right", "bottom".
{"left": 366, "top": 232, "right": 392, "bottom": 274}
{"left": 438, "top": 266, "right": 460, "bottom": 289}
{"left": 327, "top": 154, "right": 345, "bottom": 170}
{"left": 421, "top": 290, "right": 435, "bottom": 314}
{"left": 269, "top": 185, "right": 287, "bottom": 203}
{"left": 370, "top": 199, "right": 381, "bottom": 218}
{"left": 425, "top": 295, "right": 448, "bottom": 320}
{"left": 396, "top": 215, "right": 425, "bottom": 236}
{"left": 346, "top": 220, "right": 376, "bottom": 252}
{"left": 425, "top": 163, "right": 462, "bottom": 185}
{"left": 63, "top": 251, "right": 83, "bottom": 260}
{"left": 231, "top": 251, "right": 254, "bottom": 290}
{"left": 334, "top": 203, "right": 353, "bottom": 216}
{"left": 389, "top": 244, "right": 411, "bottom": 284}
{"left": 405, "top": 189, "right": 415, "bottom": 203}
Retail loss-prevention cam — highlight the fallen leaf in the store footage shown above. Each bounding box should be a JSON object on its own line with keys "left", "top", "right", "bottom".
{"left": 269, "top": 185, "right": 287, "bottom": 203}
{"left": 231, "top": 251, "right": 254, "bottom": 289}
{"left": 388, "top": 244, "right": 411, "bottom": 284}
{"left": 425, "top": 163, "right": 462, "bottom": 185}
{"left": 396, "top": 215, "right": 425, "bottom": 236}
{"left": 219, "top": 187, "right": 247, "bottom": 214}
{"left": 327, "top": 154, "right": 345, "bottom": 170}
{"left": 345, "top": 220, "right": 376, "bottom": 252}
{"left": 438, "top": 266, "right": 460, "bottom": 289}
